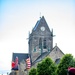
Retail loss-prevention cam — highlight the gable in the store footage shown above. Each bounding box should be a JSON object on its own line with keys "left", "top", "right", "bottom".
{"left": 32, "top": 16, "right": 51, "bottom": 35}
{"left": 48, "top": 46, "right": 64, "bottom": 62}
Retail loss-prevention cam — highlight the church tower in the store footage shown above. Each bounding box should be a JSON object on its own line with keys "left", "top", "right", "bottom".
{"left": 10, "top": 16, "right": 64, "bottom": 75}
{"left": 28, "top": 16, "right": 53, "bottom": 64}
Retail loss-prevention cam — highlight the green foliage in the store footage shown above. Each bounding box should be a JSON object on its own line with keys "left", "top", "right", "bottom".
{"left": 29, "top": 68, "right": 37, "bottom": 75}
{"left": 29, "top": 53, "right": 75, "bottom": 75}
{"left": 49, "top": 63, "right": 57, "bottom": 75}
{"left": 37, "top": 57, "right": 57, "bottom": 75}
{"left": 71, "top": 58, "right": 75, "bottom": 67}
{"left": 56, "top": 54, "right": 75, "bottom": 75}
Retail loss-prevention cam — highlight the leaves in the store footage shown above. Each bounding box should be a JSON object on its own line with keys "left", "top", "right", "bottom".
{"left": 56, "top": 54, "right": 75, "bottom": 75}
{"left": 29, "top": 68, "right": 37, "bottom": 75}
{"left": 37, "top": 57, "right": 56, "bottom": 75}
{"left": 29, "top": 54, "right": 75, "bottom": 75}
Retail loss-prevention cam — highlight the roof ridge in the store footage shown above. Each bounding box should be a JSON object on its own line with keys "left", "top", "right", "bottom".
{"left": 50, "top": 46, "right": 64, "bottom": 55}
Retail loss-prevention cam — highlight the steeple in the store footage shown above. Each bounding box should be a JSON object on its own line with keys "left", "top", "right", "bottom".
{"left": 32, "top": 16, "right": 50, "bottom": 33}
{"left": 29, "top": 16, "right": 53, "bottom": 63}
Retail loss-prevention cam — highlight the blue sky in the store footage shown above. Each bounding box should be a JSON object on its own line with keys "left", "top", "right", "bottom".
{"left": 0, "top": 0, "right": 75, "bottom": 74}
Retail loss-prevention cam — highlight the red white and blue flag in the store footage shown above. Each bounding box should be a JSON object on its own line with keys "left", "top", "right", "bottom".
{"left": 26, "top": 57, "right": 31, "bottom": 69}
{"left": 11, "top": 56, "right": 18, "bottom": 70}
{"left": 15, "top": 57, "right": 18, "bottom": 67}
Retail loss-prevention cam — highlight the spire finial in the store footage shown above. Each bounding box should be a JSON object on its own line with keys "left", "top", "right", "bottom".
{"left": 55, "top": 43, "right": 57, "bottom": 46}
{"left": 40, "top": 12, "right": 41, "bottom": 19}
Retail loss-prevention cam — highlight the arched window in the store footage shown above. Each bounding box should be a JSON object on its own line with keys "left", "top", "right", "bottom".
{"left": 39, "top": 38, "right": 42, "bottom": 49}
{"left": 43, "top": 38, "right": 46, "bottom": 49}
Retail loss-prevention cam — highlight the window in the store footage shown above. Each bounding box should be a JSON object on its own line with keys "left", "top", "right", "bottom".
{"left": 55, "top": 58, "right": 60, "bottom": 64}
{"left": 43, "top": 39, "right": 46, "bottom": 49}
{"left": 33, "top": 48, "right": 36, "bottom": 52}
{"left": 48, "top": 48, "right": 50, "bottom": 52}
{"left": 39, "top": 38, "right": 42, "bottom": 49}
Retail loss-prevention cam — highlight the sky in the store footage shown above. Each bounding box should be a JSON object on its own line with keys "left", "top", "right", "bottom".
{"left": 0, "top": 0, "right": 75, "bottom": 74}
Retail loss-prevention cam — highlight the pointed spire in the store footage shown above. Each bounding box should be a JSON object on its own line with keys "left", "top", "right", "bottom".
{"left": 32, "top": 16, "right": 49, "bottom": 31}
{"left": 41, "top": 16, "right": 45, "bottom": 20}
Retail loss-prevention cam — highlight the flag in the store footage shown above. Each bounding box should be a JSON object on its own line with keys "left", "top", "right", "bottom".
{"left": 15, "top": 57, "right": 18, "bottom": 67}
{"left": 11, "top": 56, "right": 19, "bottom": 70}
{"left": 26, "top": 57, "right": 31, "bottom": 69}
{"left": 12, "top": 61, "right": 15, "bottom": 68}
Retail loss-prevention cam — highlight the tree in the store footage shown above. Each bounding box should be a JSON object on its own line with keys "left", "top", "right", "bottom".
{"left": 29, "top": 68, "right": 37, "bottom": 75}
{"left": 56, "top": 54, "right": 75, "bottom": 75}
{"left": 37, "top": 57, "right": 57, "bottom": 75}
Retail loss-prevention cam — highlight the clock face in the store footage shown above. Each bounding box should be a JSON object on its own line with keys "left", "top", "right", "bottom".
{"left": 40, "top": 26, "right": 45, "bottom": 31}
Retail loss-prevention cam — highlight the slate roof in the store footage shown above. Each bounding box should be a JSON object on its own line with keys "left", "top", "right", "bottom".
{"left": 32, "top": 51, "right": 50, "bottom": 65}
{"left": 12, "top": 53, "right": 29, "bottom": 64}
{"left": 32, "top": 16, "right": 49, "bottom": 31}
{"left": 32, "top": 45, "right": 64, "bottom": 65}
{"left": 33, "top": 20, "right": 40, "bottom": 31}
